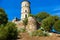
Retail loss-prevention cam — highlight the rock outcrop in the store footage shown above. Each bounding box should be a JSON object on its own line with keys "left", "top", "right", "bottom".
{"left": 16, "top": 20, "right": 25, "bottom": 30}
{"left": 12, "top": 20, "right": 25, "bottom": 30}
{"left": 26, "top": 17, "right": 37, "bottom": 33}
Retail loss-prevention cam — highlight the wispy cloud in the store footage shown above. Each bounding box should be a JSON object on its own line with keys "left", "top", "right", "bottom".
{"left": 55, "top": 13, "right": 60, "bottom": 15}
{"left": 52, "top": 13, "right": 60, "bottom": 16}
{"left": 53, "top": 7, "right": 60, "bottom": 11}
{"left": 52, "top": 7, "right": 60, "bottom": 16}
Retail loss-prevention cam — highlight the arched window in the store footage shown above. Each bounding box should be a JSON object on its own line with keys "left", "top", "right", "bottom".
{"left": 25, "top": 10, "right": 27, "bottom": 12}
{"left": 25, "top": 14, "right": 27, "bottom": 18}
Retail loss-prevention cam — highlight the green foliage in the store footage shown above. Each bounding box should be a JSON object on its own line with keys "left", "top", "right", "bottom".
{"left": 30, "top": 29, "right": 49, "bottom": 36}
{"left": 32, "top": 30, "right": 43, "bottom": 36}
{"left": 23, "top": 18, "right": 28, "bottom": 25}
{"left": 0, "top": 22, "right": 18, "bottom": 40}
{"left": 23, "top": 14, "right": 36, "bottom": 25}
{"left": 0, "top": 25, "right": 8, "bottom": 40}
{"left": 53, "top": 16, "right": 59, "bottom": 21}
{"left": 0, "top": 8, "right": 8, "bottom": 25}
{"left": 5, "top": 22, "right": 18, "bottom": 40}
{"left": 54, "top": 20, "right": 60, "bottom": 32}
{"left": 35, "top": 12, "right": 50, "bottom": 22}
{"left": 41, "top": 16, "right": 57, "bottom": 31}
{"left": 19, "top": 28, "right": 26, "bottom": 33}
{"left": 28, "top": 13, "right": 35, "bottom": 17}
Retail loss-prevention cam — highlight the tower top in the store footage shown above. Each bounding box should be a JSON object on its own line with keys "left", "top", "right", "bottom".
{"left": 24, "top": 0, "right": 28, "bottom": 1}
{"left": 21, "top": 0, "right": 30, "bottom": 4}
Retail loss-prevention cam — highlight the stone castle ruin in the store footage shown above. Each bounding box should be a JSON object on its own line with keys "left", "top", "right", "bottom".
{"left": 12, "top": 0, "right": 38, "bottom": 33}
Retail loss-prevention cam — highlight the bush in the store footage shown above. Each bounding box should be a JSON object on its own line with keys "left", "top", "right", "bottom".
{"left": 0, "top": 22, "right": 18, "bottom": 40}
{"left": 19, "top": 28, "right": 26, "bottom": 33}
{"left": 29, "top": 29, "right": 49, "bottom": 36}
{"left": 0, "top": 25, "right": 8, "bottom": 40}
{"left": 5, "top": 22, "right": 18, "bottom": 40}
{"left": 23, "top": 18, "right": 28, "bottom": 25}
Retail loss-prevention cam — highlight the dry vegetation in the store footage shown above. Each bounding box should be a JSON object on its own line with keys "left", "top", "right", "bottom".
{"left": 17, "top": 32, "right": 60, "bottom": 40}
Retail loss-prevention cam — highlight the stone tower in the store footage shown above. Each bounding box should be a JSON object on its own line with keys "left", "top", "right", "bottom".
{"left": 21, "top": 0, "right": 30, "bottom": 20}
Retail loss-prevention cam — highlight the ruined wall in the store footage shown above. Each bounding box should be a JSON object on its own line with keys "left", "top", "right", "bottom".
{"left": 26, "top": 17, "right": 37, "bottom": 33}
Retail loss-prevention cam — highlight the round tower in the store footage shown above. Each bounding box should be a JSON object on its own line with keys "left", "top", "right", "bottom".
{"left": 21, "top": 0, "right": 30, "bottom": 20}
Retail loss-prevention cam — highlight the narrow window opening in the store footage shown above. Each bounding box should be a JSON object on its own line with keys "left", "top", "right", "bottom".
{"left": 25, "top": 14, "right": 27, "bottom": 18}
{"left": 25, "top": 4, "right": 26, "bottom": 6}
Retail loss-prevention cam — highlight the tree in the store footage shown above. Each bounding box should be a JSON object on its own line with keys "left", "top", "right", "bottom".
{"left": 35, "top": 12, "right": 50, "bottom": 22}
{"left": 0, "top": 8, "right": 8, "bottom": 25}
{"left": 23, "top": 18, "right": 28, "bottom": 25}
{"left": 41, "top": 16, "right": 59, "bottom": 32}
{"left": 53, "top": 16, "right": 59, "bottom": 21}
{"left": 54, "top": 20, "right": 60, "bottom": 32}
{"left": 5, "top": 22, "right": 18, "bottom": 40}
{"left": 28, "top": 13, "right": 35, "bottom": 17}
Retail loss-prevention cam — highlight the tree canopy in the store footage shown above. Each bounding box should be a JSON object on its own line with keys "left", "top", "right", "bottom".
{"left": 41, "top": 16, "right": 59, "bottom": 31}
{"left": 54, "top": 20, "right": 60, "bottom": 32}
{"left": 35, "top": 12, "right": 50, "bottom": 22}
{"left": 0, "top": 8, "right": 8, "bottom": 25}
{"left": 0, "top": 8, "right": 18, "bottom": 40}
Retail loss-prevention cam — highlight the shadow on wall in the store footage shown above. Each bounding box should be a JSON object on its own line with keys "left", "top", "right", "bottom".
{"left": 36, "top": 21, "right": 41, "bottom": 29}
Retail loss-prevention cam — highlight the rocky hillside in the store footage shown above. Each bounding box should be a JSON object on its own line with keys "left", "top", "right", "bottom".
{"left": 17, "top": 32, "right": 60, "bottom": 40}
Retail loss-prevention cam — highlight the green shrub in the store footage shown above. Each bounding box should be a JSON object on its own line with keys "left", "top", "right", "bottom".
{"left": 0, "top": 26, "right": 8, "bottom": 40}
{"left": 30, "top": 29, "right": 49, "bottom": 36}
{"left": 19, "top": 28, "right": 26, "bottom": 33}
{"left": 0, "top": 22, "right": 18, "bottom": 40}
{"left": 5, "top": 22, "right": 18, "bottom": 40}
{"left": 23, "top": 18, "right": 28, "bottom": 25}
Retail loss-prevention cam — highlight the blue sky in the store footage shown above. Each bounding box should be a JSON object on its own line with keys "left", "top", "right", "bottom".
{"left": 0, "top": 0, "right": 60, "bottom": 21}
